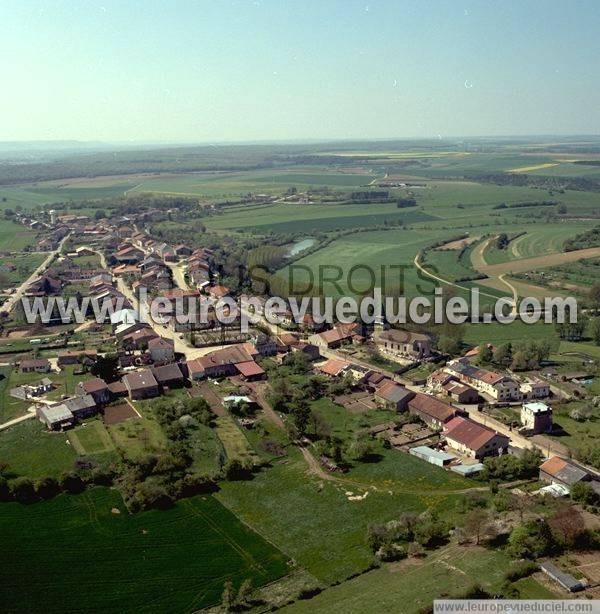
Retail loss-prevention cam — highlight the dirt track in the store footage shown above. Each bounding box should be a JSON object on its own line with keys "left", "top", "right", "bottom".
{"left": 478, "top": 246, "right": 600, "bottom": 276}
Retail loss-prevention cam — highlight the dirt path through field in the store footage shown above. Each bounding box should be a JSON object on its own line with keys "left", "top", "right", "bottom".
{"left": 478, "top": 246, "right": 600, "bottom": 276}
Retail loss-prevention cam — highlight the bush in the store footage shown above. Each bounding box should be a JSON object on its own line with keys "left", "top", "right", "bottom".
{"left": 504, "top": 561, "right": 539, "bottom": 582}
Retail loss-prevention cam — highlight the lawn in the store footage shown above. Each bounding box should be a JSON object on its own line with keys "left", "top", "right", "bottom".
{"left": 0, "top": 419, "right": 77, "bottom": 478}
{"left": 0, "top": 488, "right": 290, "bottom": 613}
{"left": 0, "top": 365, "right": 31, "bottom": 422}
{"left": 214, "top": 416, "right": 259, "bottom": 465}
{"left": 107, "top": 415, "right": 169, "bottom": 461}
{"left": 548, "top": 400, "right": 600, "bottom": 454}
{"left": 217, "top": 447, "right": 468, "bottom": 584}
{"left": 68, "top": 419, "right": 116, "bottom": 455}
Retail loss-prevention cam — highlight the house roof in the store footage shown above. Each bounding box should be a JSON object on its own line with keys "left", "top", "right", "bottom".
{"left": 209, "top": 284, "right": 229, "bottom": 298}
{"left": 317, "top": 358, "right": 350, "bottom": 377}
{"left": 148, "top": 336, "right": 174, "bottom": 350}
{"left": 21, "top": 358, "right": 50, "bottom": 369}
{"left": 443, "top": 381, "right": 472, "bottom": 396}
{"left": 62, "top": 394, "right": 96, "bottom": 412}
{"left": 123, "top": 369, "right": 158, "bottom": 391}
{"left": 151, "top": 363, "right": 183, "bottom": 383}
{"left": 540, "top": 456, "right": 589, "bottom": 485}
{"left": 39, "top": 405, "right": 73, "bottom": 424}
{"left": 444, "top": 416, "right": 507, "bottom": 452}
{"left": 235, "top": 361, "right": 265, "bottom": 378}
{"left": 378, "top": 329, "right": 431, "bottom": 344}
{"left": 198, "top": 345, "right": 252, "bottom": 369}
{"left": 376, "top": 380, "right": 414, "bottom": 404}
{"left": 79, "top": 378, "right": 108, "bottom": 393}
{"left": 107, "top": 380, "right": 127, "bottom": 394}
{"left": 317, "top": 328, "right": 351, "bottom": 345}
{"left": 408, "top": 393, "right": 456, "bottom": 423}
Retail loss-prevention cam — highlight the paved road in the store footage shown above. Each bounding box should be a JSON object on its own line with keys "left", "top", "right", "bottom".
{"left": 2, "top": 233, "right": 71, "bottom": 314}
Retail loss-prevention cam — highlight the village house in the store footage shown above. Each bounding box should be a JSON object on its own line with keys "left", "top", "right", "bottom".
{"left": 76, "top": 378, "right": 111, "bottom": 405}
{"left": 317, "top": 358, "right": 351, "bottom": 378}
{"left": 174, "top": 244, "right": 193, "bottom": 257}
{"left": 520, "top": 379, "right": 550, "bottom": 400}
{"left": 114, "top": 245, "right": 144, "bottom": 264}
{"left": 521, "top": 401, "right": 553, "bottom": 434}
{"left": 442, "top": 380, "right": 479, "bottom": 404}
{"left": 374, "top": 380, "right": 415, "bottom": 411}
{"left": 148, "top": 337, "right": 175, "bottom": 363}
{"left": 57, "top": 349, "right": 97, "bottom": 368}
{"left": 408, "top": 392, "right": 458, "bottom": 430}
{"left": 62, "top": 394, "right": 98, "bottom": 420}
{"left": 309, "top": 326, "right": 353, "bottom": 349}
{"left": 443, "top": 416, "right": 509, "bottom": 459}
{"left": 122, "top": 326, "right": 158, "bottom": 351}
{"left": 122, "top": 369, "right": 160, "bottom": 400}
{"left": 374, "top": 329, "right": 432, "bottom": 360}
{"left": 185, "top": 345, "right": 255, "bottom": 380}
{"left": 445, "top": 359, "right": 520, "bottom": 402}
{"left": 151, "top": 363, "right": 185, "bottom": 389}
{"left": 20, "top": 358, "right": 51, "bottom": 374}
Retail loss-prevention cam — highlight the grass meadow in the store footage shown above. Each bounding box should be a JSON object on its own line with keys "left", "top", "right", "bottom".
{"left": 217, "top": 447, "right": 468, "bottom": 584}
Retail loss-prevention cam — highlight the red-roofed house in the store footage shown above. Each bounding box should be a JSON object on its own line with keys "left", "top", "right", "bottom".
{"left": 235, "top": 361, "right": 266, "bottom": 381}
{"left": 408, "top": 393, "right": 459, "bottom": 429}
{"left": 444, "top": 416, "right": 509, "bottom": 459}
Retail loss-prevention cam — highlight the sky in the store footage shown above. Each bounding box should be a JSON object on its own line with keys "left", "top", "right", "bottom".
{"left": 1, "top": 0, "right": 599, "bottom": 142}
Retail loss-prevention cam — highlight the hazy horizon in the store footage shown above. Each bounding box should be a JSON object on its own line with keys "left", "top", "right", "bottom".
{"left": 2, "top": 0, "right": 599, "bottom": 142}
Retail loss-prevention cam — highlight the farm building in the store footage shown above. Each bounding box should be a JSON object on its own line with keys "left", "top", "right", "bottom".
{"left": 374, "top": 380, "right": 415, "bottom": 411}
{"left": 408, "top": 393, "right": 458, "bottom": 429}
{"left": 451, "top": 463, "right": 485, "bottom": 476}
{"left": 409, "top": 446, "right": 455, "bottom": 467}
{"left": 540, "top": 561, "right": 585, "bottom": 592}
{"left": 37, "top": 405, "right": 74, "bottom": 431}
{"left": 444, "top": 416, "right": 509, "bottom": 459}
{"left": 539, "top": 456, "right": 600, "bottom": 494}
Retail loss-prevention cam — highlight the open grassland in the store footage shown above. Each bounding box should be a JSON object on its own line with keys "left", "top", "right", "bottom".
{"left": 282, "top": 545, "right": 553, "bottom": 613}
{"left": 0, "top": 419, "right": 76, "bottom": 478}
{"left": 277, "top": 227, "right": 448, "bottom": 299}
{"left": 0, "top": 488, "right": 290, "bottom": 613}
{"left": 0, "top": 220, "right": 37, "bottom": 251}
{"left": 463, "top": 320, "right": 562, "bottom": 348}
{"left": 217, "top": 447, "right": 468, "bottom": 584}
{"left": 204, "top": 200, "right": 434, "bottom": 234}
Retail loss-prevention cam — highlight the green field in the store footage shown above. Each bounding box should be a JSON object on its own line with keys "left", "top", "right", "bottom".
{"left": 0, "top": 219, "right": 38, "bottom": 251}
{"left": 217, "top": 447, "right": 468, "bottom": 584}
{"left": 0, "top": 419, "right": 77, "bottom": 478}
{"left": 0, "top": 488, "right": 289, "bottom": 613}
{"left": 282, "top": 545, "right": 549, "bottom": 613}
